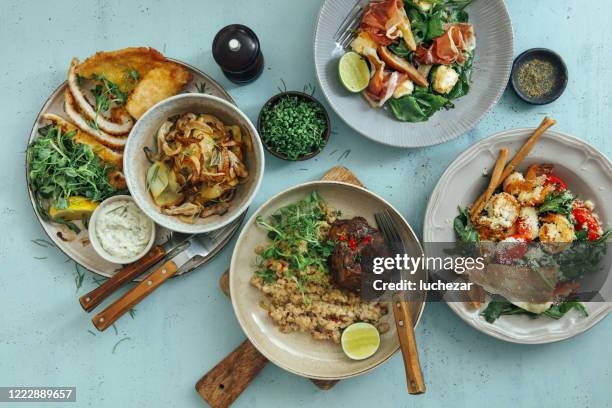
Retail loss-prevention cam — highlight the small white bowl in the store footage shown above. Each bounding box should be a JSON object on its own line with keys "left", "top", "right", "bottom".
{"left": 123, "top": 93, "right": 265, "bottom": 234}
{"left": 88, "top": 195, "right": 156, "bottom": 264}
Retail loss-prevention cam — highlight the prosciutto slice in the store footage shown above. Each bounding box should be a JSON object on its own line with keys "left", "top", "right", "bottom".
{"left": 414, "top": 23, "right": 475, "bottom": 66}
{"left": 360, "top": 0, "right": 405, "bottom": 46}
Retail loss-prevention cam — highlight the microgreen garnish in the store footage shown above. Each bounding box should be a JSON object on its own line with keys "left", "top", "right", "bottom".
{"left": 260, "top": 94, "right": 327, "bottom": 160}
{"left": 27, "top": 124, "right": 116, "bottom": 221}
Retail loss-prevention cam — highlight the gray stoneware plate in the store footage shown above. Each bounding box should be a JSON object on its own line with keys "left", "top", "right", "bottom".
{"left": 423, "top": 128, "right": 612, "bottom": 343}
{"left": 314, "top": 0, "right": 514, "bottom": 147}
{"left": 230, "top": 181, "right": 426, "bottom": 380}
{"left": 26, "top": 59, "right": 243, "bottom": 279}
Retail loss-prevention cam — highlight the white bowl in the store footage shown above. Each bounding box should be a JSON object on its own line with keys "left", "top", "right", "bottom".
{"left": 123, "top": 93, "right": 265, "bottom": 234}
{"left": 88, "top": 195, "right": 156, "bottom": 264}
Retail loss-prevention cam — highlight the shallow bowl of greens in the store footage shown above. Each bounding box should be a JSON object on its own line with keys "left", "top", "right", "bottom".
{"left": 423, "top": 127, "right": 612, "bottom": 343}
{"left": 314, "top": 0, "right": 514, "bottom": 147}
{"left": 257, "top": 91, "right": 330, "bottom": 161}
{"left": 230, "top": 181, "right": 426, "bottom": 379}
{"left": 123, "top": 93, "right": 265, "bottom": 234}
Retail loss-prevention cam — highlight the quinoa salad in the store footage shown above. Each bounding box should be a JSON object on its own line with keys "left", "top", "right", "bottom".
{"left": 251, "top": 192, "right": 389, "bottom": 343}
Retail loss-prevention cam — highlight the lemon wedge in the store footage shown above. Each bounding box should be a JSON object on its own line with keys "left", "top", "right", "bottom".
{"left": 341, "top": 322, "right": 380, "bottom": 360}
{"left": 49, "top": 196, "right": 99, "bottom": 221}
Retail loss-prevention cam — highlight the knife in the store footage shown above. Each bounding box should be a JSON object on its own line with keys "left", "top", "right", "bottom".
{"left": 91, "top": 232, "right": 223, "bottom": 331}
{"left": 79, "top": 233, "right": 192, "bottom": 312}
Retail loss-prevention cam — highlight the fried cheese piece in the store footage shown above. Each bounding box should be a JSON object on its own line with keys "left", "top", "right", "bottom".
{"left": 126, "top": 63, "right": 192, "bottom": 119}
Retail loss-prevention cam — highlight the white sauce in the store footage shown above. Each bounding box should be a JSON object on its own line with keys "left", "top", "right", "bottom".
{"left": 95, "top": 200, "right": 153, "bottom": 260}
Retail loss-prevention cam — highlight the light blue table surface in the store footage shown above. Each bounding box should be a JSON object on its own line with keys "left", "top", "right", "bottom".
{"left": 1, "top": 1, "right": 610, "bottom": 407}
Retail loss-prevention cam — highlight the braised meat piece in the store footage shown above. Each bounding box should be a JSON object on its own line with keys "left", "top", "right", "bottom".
{"left": 328, "top": 217, "right": 389, "bottom": 291}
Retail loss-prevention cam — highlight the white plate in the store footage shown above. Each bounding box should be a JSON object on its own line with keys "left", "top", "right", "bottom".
{"left": 314, "top": 0, "right": 513, "bottom": 147}
{"left": 26, "top": 59, "right": 242, "bottom": 279}
{"left": 423, "top": 128, "right": 612, "bottom": 343}
{"left": 230, "top": 181, "right": 426, "bottom": 379}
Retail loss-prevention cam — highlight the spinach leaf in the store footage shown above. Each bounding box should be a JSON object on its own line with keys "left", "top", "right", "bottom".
{"left": 425, "top": 11, "right": 446, "bottom": 41}
{"left": 538, "top": 191, "right": 574, "bottom": 216}
{"left": 544, "top": 301, "right": 588, "bottom": 319}
{"left": 453, "top": 206, "right": 479, "bottom": 243}
{"left": 389, "top": 88, "right": 451, "bottom": 122}
{"left": 480, "top": 301, "right": 532, "bottom": 323}
{"left": 404, "top": 7, "right": 428, "bottom": 44}
{"left": 388, "top": 41, "right": 413, "bottom": 59}
{"left": 447, "top": 52, "right": 474, "bottom": 100}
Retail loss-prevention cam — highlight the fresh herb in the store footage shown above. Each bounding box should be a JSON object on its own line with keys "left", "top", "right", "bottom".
{"left": 27, "top": 125, "right": 116, "bottom": 220}
{"left": 481, "top": 299, "right": 588, "bottom": 323}
{"left": 389, "top": 88, "right": 452, "bottom": 122}
{"left": 453, "top": 206, "right": 479, "bottom": 243}
{"left": 128, "top": 308, "right": 137, "bottom": 319}
{"left": 90, "top": 75, "right": 128, "bottom": 131}
{"left": 87, "top": 329, "right": 97, "bottom": 336}
{"left": 255, "top": 191, "right": 335, "bottom": 295}
{"left": 112, "top": 337, "right": 131, "bottom": 354}
{"left": 31, "top": 238, "right": 56, "bottom": 248}
{"left": 195, "top": 82, "right": 207, "bottom": 94}
{"left": 538, "top": 191, "right": 574, "bottom": 216}
{"left": 260, "top": 95, "right": 327, "bottom": 160}
{"left": 74, "top": 262, "right": 85, "bottom": 292}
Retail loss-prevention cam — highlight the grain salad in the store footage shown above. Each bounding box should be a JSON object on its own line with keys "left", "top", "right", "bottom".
{"left": 251, "top": 192, "right": 389, "bottom": 343}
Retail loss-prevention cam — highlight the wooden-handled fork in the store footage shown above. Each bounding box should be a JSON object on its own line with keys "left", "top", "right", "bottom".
{"left": 375, "top": 210, "right": 426, "bottom": 394}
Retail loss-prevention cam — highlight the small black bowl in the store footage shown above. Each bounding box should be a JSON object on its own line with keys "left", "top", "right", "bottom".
{"left": 257, "top": 91, "right": 330, "bottom": 161}
{"left": 511, "top": 48, "right": 568, "bottom": 105}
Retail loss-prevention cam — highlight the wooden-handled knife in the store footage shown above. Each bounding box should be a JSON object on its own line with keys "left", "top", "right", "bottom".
{"left": 79, "top": 233, "right": 192, "bottom": 312}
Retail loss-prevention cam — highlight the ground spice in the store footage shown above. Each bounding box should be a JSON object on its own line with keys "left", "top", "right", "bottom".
{"left": 517, "top": 59, "right": 558, "bottom": 98}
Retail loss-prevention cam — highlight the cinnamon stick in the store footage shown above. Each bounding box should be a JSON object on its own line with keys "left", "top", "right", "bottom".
{"left": 470, "top": 148, "right": 509, "bottom": 218}
{"left": 471, "top": 117, "right": 556, "bottom": 214}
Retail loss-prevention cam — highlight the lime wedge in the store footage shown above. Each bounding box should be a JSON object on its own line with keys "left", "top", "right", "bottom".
{"left": 338, "top": 52, "right": 370, "bottom": 93}
{"left": 341, "top": 322, "right": 380, "bottom": 360}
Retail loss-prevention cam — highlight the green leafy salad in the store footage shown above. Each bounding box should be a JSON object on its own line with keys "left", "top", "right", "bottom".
{"left": 341, "top": 0, "right": 475, "bottom": 122}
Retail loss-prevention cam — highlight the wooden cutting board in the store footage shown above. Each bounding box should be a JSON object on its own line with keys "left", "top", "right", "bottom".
{"left": 195, "top": 166, "right": 363, "bottom": 408}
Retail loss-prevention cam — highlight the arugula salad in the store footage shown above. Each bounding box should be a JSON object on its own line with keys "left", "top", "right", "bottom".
{"left": 455, "top": 162, "right": 610, "bottom": 323}
{"left": 340, "top": 0, "right": 475, "bottom": 122}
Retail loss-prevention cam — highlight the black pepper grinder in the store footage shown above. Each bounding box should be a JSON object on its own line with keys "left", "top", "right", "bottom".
{"left": 212, "top": 24, "right": 264, "bottom": 84}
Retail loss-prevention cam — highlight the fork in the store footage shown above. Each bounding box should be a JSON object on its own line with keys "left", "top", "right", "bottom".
{"left": 334, "top": 0, "right": 374, "bottom": 49}
{"left": 375, "top": 210, "right": 426, "bottom": 394}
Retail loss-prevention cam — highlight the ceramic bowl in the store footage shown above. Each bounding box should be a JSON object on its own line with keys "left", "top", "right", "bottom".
{"left": 257, "top": 91, "right": 330, "bottom": 161}
{"left": 511, "top": 48, "right": 568, "bottom": 105}
{"left": 88, "top": 195, "right": 156, "bottom": 264}
{"left": 123, "top": 93, "right": 265, "bottom": 234}
{"left": 230, "top": 181, "right": 426, "bottom": 379}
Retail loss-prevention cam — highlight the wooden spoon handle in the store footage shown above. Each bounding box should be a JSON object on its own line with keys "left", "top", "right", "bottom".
{"left": 392, "top": 298, "right": 426, "bottom": 394}
{"left": 79, "top": 245, "right": 166, "bottom": 312}
{"left": 195, "top": 340, "right": 269, "bottom": 408}
{"left": 91, "top": 259, "right": 178, "bottom": 331}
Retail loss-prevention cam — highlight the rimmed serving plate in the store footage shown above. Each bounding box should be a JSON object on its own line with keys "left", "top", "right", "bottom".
{"left": 26, "top": 59, "right": 243, "bottom": 279}
{"left": 230, "top": 181, "right": 426, "bottom": 380}
{"left": 423, "top": 128, "right": 612, "bottom": 343}
{"left": 313, "top": 0, "right": 514, "bottom": 148}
